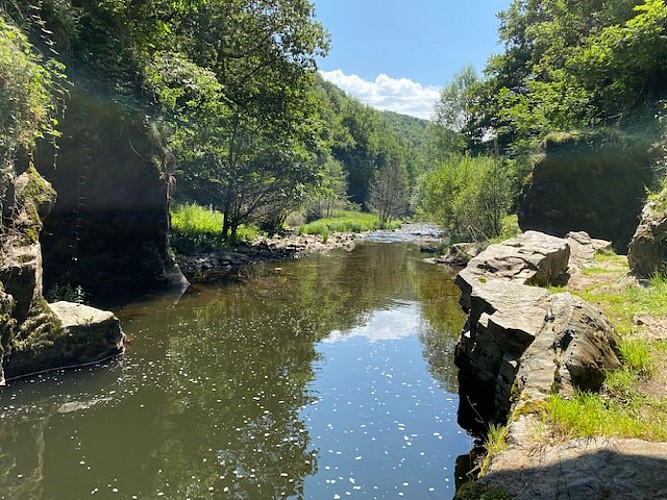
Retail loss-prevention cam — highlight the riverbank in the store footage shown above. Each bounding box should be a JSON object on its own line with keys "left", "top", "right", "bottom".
{"left": 176, "top": 232, "right": 357, "bottom": 281}
{"left": 175, "top": 223, "right": 445, "bottom": 282}
{"left": 453, "top": 231, "right": 667, "bottom": 499}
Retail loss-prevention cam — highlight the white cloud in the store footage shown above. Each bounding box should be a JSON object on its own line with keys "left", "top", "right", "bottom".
{"left": 322, "top": 302, "right": 420, "bottom": 343}
{"left": 320, "top": 69, "right": 439, "bottom": 120}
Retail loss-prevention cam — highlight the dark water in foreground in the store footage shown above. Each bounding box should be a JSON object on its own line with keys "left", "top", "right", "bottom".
{"left": 0, "top": 243, "right": 469, "bottom": 499}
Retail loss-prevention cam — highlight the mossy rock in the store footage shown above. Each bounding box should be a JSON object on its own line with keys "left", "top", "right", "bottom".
{"left": 518, "top": 129, "right": 659, "bottom": 252}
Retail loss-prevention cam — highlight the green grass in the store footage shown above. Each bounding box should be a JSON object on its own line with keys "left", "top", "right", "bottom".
{"left": 542, "top": 392, "right": 667, "bottom": 441}
{"left": 579, "top": 273, "right": 667, "bottom": 335}
{"left": 480, "top": 423, "right": 509, "bottom": 476}
{"left": 170, "top": 203, "right": 260, "bottom": 254}
{"left": 488, "top": 214, "right": 522, "bottom": 244}
{"left": 532, "top": 252, "right": 667, "bottom": 444}
{"left": 298, "top": 210, "right": 401, "bottom": 238}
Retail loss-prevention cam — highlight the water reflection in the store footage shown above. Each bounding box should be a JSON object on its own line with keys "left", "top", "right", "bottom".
{"left": 0, "top": 243, "right": 466, "bottom": 499}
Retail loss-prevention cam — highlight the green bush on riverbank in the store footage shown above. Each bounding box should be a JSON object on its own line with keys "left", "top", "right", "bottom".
{"left": 170, "top": 203, "right": 259, "bottom": 253}
{"left": 298, "top": 210, "right": 401, "bottom": 239}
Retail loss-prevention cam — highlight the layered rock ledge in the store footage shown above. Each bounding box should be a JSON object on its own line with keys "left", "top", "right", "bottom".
{"left": 454, "top": 231, "right": 622, "bottom": 426}
{"left": 454, "top": 230, "right": 667, "bottom": 498}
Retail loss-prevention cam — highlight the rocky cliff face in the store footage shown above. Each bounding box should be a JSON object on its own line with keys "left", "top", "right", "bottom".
{"left": 37, "top": 79, "right": 186, "bottom": 303}
{"left": 518, "top": 131, "right": 657, "bottom": 252}
{"left": 454, "top": 231, "right": 621, "bottom": 428}
{"left": 0, "top": 162, "right": 124, "bottom": 384}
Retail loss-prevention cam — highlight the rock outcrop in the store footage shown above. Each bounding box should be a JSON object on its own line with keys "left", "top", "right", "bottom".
{"left": 518, "top": 130, "right": 657, "bottom": 252}
{"left": 455, "top": 231, "right": 570, "bottom": 311}
{"left": 37, "top": 78, "right": 187, "bottom": 302}
{"left": 454, "top": 231, "right": 620, "bottom": 427}
{"left": 628, "top": 188, "right": 667, "bottom": 277}
{"left": 0, "top": 158, "right": 125, "bottom": 384}
{"left": 435, "top": 243, "right": 481, "bottom": 268}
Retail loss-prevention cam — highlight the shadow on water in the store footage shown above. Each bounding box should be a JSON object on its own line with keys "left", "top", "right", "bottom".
{"left": 0, "top": 243, "right": 468, "bottom": 499}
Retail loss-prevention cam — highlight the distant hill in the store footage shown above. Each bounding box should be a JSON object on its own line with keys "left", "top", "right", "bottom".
{"left": 379, "top": 110, "right": 430, "bottom": 150}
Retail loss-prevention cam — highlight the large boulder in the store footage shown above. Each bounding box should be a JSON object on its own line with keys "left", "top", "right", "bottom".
{"left": 518, "top": 130, "right": 657, "bottom": 252}
{"left": 456, "top": 231, "right": 570, "bottom": 311}
{"left": 516, "top": 293, "right": 621, "bottom": 403}
{"left": 455, "top": 231, "right": 620, "bottom": 427}
{"left": 628, "top": 189, "right": 667, "bottom": 277}
{"left": 37, "top": 77, "right": 187, "bottom": 302}
{"left": 456, "top": 280, "right": 551, "bottom": 424}
{"left": 3, "top": 300, "right": 124, "bottom": 380}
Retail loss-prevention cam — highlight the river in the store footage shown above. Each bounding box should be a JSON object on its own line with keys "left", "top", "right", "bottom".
{"left": 0, "top": 242, "right": 470, "bottom": 499}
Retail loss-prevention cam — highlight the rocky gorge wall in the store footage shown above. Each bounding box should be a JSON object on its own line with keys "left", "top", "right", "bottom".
{"left": 518, "top": 131, "right": 657, "bottom": 252}
{"left": 0, "top": 71, "right": 188, "bottom": 384}
{"left": 36, "top": 75, "right": 186, "bottom": 303}
{"left": 454, "top": 231, "right": 622, "bottom": 431}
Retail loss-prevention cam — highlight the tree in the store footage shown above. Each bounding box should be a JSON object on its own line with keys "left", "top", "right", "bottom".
{"left": 305, "top": 156, "right": 348, "bottom": 220}
{"left": 369, "top": 157, "right": 408, "bottom": 224}
{"left": 144, "top": 0, "right": 329, "bottom": 241}
{"left": 433, "top": 65, "right": 486, "bottom": 154}
{"left": 0, "top": 12, "right": 65, "bottom": 165}
{"left": 482, "top": 0, "right": 667, "bottom": 154}
{"left": 420, "top": 156, "right": 512, "bottom": 241}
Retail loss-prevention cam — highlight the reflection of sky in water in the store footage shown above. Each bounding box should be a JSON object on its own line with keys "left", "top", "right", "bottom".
{"left": 301, "top": 302, "right": 471, "bottom": 499}
{"left": 323, "top": 302, "right": 420, "bottom": 343}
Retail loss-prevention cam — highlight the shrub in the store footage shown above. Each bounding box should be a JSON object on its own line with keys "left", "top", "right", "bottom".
{"left": 170, "top": 203, "right": 259, "bottom": 253}
{"left": 420, "top": 156, "right": 512, "bottom": 242}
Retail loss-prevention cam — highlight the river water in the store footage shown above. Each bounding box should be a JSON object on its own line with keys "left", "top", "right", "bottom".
{"left": 0, "top": 243, "right": 469, "bottom": 499}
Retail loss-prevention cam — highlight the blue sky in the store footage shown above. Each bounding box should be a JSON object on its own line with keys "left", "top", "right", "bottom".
{"left": 312, "top": 0, "right": 511, "bottom": 119}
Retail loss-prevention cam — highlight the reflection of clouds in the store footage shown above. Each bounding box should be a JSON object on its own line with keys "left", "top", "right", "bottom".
{"left": 319, "top": 69, "right": 439, "bottom": 120}
{"left": 323, "top": 302, "right": 421, "bottom": 343}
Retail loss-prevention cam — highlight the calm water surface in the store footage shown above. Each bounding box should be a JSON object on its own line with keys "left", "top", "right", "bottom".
{"left": 0, "top": 243, "right": 469, "bottom": 499}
